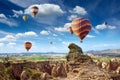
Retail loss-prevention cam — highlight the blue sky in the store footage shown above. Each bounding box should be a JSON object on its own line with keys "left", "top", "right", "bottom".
{"left": 0, "top": 0, "right": 120, "bottom": 53}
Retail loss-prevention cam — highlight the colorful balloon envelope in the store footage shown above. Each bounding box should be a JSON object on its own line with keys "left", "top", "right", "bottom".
{"left": 30, "top": 6, "right": 39, "bottom": 17}
{"left": 23, "top": 15, "right": 27, "bottom": 21}
{"left": 24, "top": 42, "right": 32, "bottom": 51}
{"left": 70, "top": 18, "right": 92, "bottom": 42}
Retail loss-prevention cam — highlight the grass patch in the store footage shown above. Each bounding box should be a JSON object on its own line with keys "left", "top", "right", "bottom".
{"left": 21, "top": 55, "right": 47, "bottom": 61}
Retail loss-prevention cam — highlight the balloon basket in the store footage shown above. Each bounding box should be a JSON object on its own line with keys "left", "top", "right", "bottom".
{"left": 80, "top": 41, "right": 83, "bottom": 43}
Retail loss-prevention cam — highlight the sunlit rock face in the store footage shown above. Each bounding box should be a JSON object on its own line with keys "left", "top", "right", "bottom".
{"left": 66, "top": 43, "right": 83, "bottom": 61}
{"left": 51, "top": 63, "right": 67, "bottom": 78}
{"left": 66, "top": 43, "right": 93, "bottom": 63}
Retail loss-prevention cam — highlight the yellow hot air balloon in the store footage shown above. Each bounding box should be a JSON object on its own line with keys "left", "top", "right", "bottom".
{"left": 23, "top": 15, "right": 27, "bottom": 21}
{"left": 24, "top": 42, "right": 32, "bottom": 51}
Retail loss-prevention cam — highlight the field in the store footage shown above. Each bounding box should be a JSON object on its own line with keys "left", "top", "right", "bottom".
{"left": 0, "top": 53, "right": 120, "bottom": 62}
{"left": 87, "top": 53, "right": 120, "bottom": 63}
{"left": 21, "top": 55, "right": 48, "bottom": 61}
{"left": 0, "top": 53, "right": 66, "bottom": 62}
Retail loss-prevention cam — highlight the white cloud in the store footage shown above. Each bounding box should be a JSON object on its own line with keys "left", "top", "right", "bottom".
{"left": 16, "top": 33, "right": 23, "bottom": 38}
{"left": 0, "top": 14, "right": 18, "bottom": 27}
{"left": 108, "top": 25, "right": 116, "bottom": 30}
{"left": 0, "top": 14, "right": 7, "bottom": 19}
{"left": 110, "top": 18, "right": 120, "bottom": 27}
{"left": 24, "top": 31, "right": 38, "bottom": 36}
{"left": 0, "top": 19, "right": 18, "bottom": 27}
{"left": 69, "top": 6, "right": 87, "bottom": 15}
{"left": 9, "top": 0, "right": 49, "bottom": 8}
{"left": 0, "top": 31, "right": 38, "bottom": 43}
{"left": 86, "top": 35, "right": 95, "bottom": 38}
{"left": 12, "top": 10, "right": 23, "bottom": 15}
{"left": 68, "top": 15, "right": 77, "bottom": 21}
{"left": 96, "top": 23, "right": 116, "bottom": 30}
{"left": 53, "top": 34, "right": 58, "bottom": 37}
{"left": 0, "top": 30, "right": 14, "bottom": 35}
{"left": 93, "top": 43, "right": 117, "bottom": 48}
{"left": 58, "top": 38, "right": 62, "bottom": 41}
{"left": 62, "top": 41, "right": 69, "bottom": 45}
{"left": 16, "top": 31, "right": 38, "bottom": 38}
{"left": 92, "top": 27, "right": 99, "bottom": 34}
{"left": 24, "top": 4, "right": 64, "bottom": 25}
{"left": 12, "top": 10, "right": 23, "bottom": 18}
{"left": 8, "top": 42, "right": 16, "bottom": 46}
{"left": 62, "top": 41, "right": 74, "bottom": 46}
{"left": 9, "top": 0, "right": 32, "bottom": 8}
{"left": 54, "top": 27, "right": 67, "bottom": 32}
{"left": 40, "top": 30, "right": 50, "bottom": 35}
{"left": 96, "top": 23, "right": 107, "bottom": 30}
{"left": 25, "top": 4, "right": 64, "bottom": 17}
{"left": 0, "top": 35, "right": 16, "bottom": 42}
{"left": 0, "top": 43, "right": 4, "bottom": 47}
{"left": 54, "top": 23, "right": 71, "bottom": 32}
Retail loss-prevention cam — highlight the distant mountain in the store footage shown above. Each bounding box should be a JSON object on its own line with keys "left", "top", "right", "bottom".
{"left": 101, "top": 49, "right": 120, "bottom": 54}
{"left": 86, "top": 49, "right": 120, "bottom": 57}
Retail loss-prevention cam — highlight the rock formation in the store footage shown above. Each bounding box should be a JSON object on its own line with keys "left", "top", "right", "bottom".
{"left": 116, "top": 66, "right": 120, "bottom": 74}
{"left": 20, "top": 67, "right": 42, "bottom": 80}
{"left": 36, "top": 61, "right": 52, "bottom": 75}
{"left": 66, "top": 43, "right": 93, "bottom": 63}
{"left": 41, "top": 72, "right": 52, "bottom": 80}
{"left": 11, "top": 63, "right": 23, "bottom": 80}
{"left": 51, "top": 63, "right": 67, "bottom": 77}
{"left": 20, "top": 71, "right": 29, "bottom": 80}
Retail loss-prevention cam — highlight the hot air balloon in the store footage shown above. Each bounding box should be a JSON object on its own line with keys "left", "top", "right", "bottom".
{"left": 23, "top": 15, "right": 27, "bottom": 21}
{"left": 69, "top": 27, "right": 73, "bottom": 34}
{"left": 24, "top": 42, "right": 32, "bottom": 51}
{"left": 70, "top": 18, "right": 92, "bottom": 42}
{"left": 50, "top": 42, "right": 53, "bottom": 44}
{"left": 30, "top": 6, "right": 39, "bottom": 17}
{"left": 104, "top": 22, "right": 107, "bottom": 25}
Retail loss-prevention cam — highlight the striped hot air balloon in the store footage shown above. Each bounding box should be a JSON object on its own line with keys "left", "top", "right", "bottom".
{"left": 24, "top": 42, "right": 32, "bottom": 51}
{"left": 70, "top": 18, "right": 92, "bottom": 42}
{"left": 30, "top": 6, "right": 39, "bottom": 17}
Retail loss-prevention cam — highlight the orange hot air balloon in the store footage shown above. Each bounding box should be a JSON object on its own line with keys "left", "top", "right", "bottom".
{"left": 70, "top": 18, "right": 92, "bottom": 42}
{"left": 24, "top": 42, "right": 32, "bottom": 51}
{"left": 30, "top": 6, "right": 39, "bottom": 17}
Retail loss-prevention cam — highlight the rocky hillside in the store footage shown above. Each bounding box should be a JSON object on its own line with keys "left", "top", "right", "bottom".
{"left": 0, "top": 43, "right": 120, "bottom": 80}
